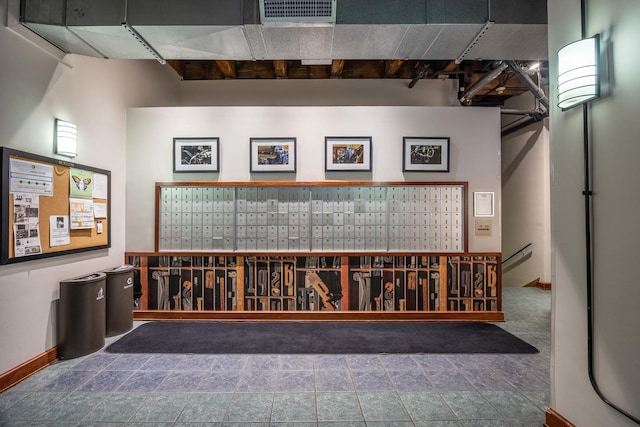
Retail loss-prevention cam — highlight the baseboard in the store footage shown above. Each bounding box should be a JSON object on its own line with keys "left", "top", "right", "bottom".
{"left": 537, "top": 281, "right": 552, "bottom": 290}
{"left": 134, "top": 311, "right": 505, "bottom": 322}
{"left": 545, "top": 408, "right": 576, "bottom": 427}
{"left": 0, "top": 347, "right": 58, "bottom": 393}
{"left": 523, "top": 277, "right": 551, "bottom": 290}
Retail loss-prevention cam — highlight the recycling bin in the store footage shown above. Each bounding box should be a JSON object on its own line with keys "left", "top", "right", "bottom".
{"left": 104, "top": 265, "right": 135, "bottom": 337}
{"left": 58, "top": 272, "right": 106, "bottom": 359}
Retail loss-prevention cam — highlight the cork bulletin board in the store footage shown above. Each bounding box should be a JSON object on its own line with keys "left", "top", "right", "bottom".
{"left": 0, "top": 147, "right": 111, "bottom": 264}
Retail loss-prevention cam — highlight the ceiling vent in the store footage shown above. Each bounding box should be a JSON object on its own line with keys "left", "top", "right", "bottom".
{"left": 260, "top": 0, "right": 337, "bottom": 23}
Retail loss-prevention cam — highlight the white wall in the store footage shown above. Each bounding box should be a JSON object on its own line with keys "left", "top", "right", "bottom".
{"left": 549, "top": 0, "right": 640, "bottom": 425}
{"left": 0, "top": 0, "right": 178, "bottom": 374}
{"left": 501, "top": 92, "right": 551, "bottom": 287}
{"left": 126, "top": 105, "right": 502, "bottom": 253}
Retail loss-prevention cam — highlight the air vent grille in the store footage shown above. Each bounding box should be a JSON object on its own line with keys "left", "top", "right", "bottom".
{"left": 260, "top": 0, "right": 336, "bottom": 23}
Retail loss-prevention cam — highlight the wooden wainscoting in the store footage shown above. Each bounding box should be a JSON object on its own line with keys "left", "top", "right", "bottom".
{"left": 0, "top": 347, "right": 58, "bottom": 393}
{"left": 545, "top": 408, "right": 576, "bottom": 427}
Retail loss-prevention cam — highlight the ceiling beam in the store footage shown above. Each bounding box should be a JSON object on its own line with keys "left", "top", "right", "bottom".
{"left": 331, "top": 60, "right": 344, "bottom": 78}
{"left": 437, "top": 61, "right": 459, "bottom": 79}
{"left": 215, "top": 60, "right": 236, "bottom": 79}
{"left": 384, "top": 60, "right": 404, "bottom": 77}
{"left": 273, "top": 60, "right": 288, "bottom": 78}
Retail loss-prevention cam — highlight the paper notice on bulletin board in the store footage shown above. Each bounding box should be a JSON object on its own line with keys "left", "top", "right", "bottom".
{"left": 92, "top": 173, "right": 108, "bottom": 199}
{"left": 50, "top": 215, "right": 70, "bottom": 246}
{"left": 69, "top": 198, "right": 94, "bottom": 229}
{"left": 69, "top": 168, "right": 93, "bottom": 199}
{"left": 13, "top": 193, "right": 42, "bottom": 256}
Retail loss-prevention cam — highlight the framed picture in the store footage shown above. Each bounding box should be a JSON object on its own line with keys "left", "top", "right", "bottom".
{"left": 173, "top": 138, "right": 219, "bottom": 173}
{"left": 402, "top": 137, "right": 450, "bottom": 172}
{"left": 250, "top": 138, "right": 296, "bottom": 173}
{"left": 325, "top": 136, "right": 372, "bottom": 172}
{"left": 474, "top": 191, "right": 495, "bottom": 217}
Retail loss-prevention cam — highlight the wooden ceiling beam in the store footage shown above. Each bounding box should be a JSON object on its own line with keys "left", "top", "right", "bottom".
{"left": 384, "top": 60, "right": 404, "bottom": 77}
{"left": 215, "top": 60, "right": 236, "bottom": 79}
{"left": 273, "top": 60, "right": 288, "bottom": 78}
{"left": 166, "top": 60, "right": 184, "bottom": 79}
{"left": 438, "top": 60, "right": 459, "bottom": 79}
{"left": 331, "top": 59, "right": 344, "bottom": 78}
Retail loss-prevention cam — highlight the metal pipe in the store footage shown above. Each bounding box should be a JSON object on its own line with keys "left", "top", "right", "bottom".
{"left": 458, "top": 61, "right": 508, "bottom": 105}
{"left": 506, "top": 60, "right": 549, "bottom": 110}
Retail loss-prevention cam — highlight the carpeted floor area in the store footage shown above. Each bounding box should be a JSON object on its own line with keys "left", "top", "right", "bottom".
{"left": 105, "top": 320, "right": 538, "bottom": 355}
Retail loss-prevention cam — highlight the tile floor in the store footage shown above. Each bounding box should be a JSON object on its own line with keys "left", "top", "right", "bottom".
{"left": 0, "top": 288, "right": 551, "bottom": 426}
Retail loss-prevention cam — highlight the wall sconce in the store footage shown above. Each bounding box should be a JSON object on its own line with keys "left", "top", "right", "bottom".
{"left": 55, "top": 119, "right": 78, "bottom": 157}
{"left": 557, "top": 35, "right": 600, "bottom": 110}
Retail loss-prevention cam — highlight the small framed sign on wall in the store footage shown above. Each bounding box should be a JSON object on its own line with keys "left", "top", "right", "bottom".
{"left": 173, "top": 137, "right": 219, "bottom": 173}
{"left": 402, "top": 137, "right": 450, "bottom": 172}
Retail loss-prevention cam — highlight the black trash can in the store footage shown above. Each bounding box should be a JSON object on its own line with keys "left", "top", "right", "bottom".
{"left": 104, "top": 265, "right": 135, "bottom": 337}
{"left": 58, "top": 272, "right": 106, "bottom": 359}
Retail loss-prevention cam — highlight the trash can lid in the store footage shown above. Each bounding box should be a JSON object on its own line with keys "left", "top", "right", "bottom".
{"left": 61, "top": 272, "right": 107, "bottom": 283}
{"left": 104, "top": 264, "right": 134, "bottom": 274}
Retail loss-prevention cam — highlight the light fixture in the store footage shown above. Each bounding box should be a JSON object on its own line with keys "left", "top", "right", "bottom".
{"left": 55, "top": 119, "right": 77, "bottom": 157}
{"left": 557, "top": 35, "right": 600, "bottom": 110}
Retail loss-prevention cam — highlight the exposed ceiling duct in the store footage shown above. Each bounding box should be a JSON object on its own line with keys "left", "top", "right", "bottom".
{"left": 13, "top": 0, "right": 549, "bottom": 110}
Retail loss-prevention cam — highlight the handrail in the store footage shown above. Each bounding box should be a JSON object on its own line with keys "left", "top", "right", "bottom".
{"left": 502, "top": 243, "right": 533, "bottom": 264}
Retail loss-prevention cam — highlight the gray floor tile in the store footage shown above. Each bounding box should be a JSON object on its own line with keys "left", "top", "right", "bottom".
{"left": 413, "top": 421, "right": 464, "bottom": 427}
{"left": 236, "top": 370, "right": 277, "bottom": 392}
{"left": 271, "top": 392, "right": 317, "bottom": 422}
{"left": 480, "top": 391, "right": 544, "bottom": 421}
{"left": 458, "top": 368, "right": 516, "bottom": 391}
{"left": 102, "top": 353, "right": 151, "bottom": 370}
{"left": 279, "top": 354, "right": 317, "bottom": 370}
{"left": 68, "top": 354, "right": 121, "bottom": 371}
{"left": 177, "top": 392, "right": 232, "bottom": 422}
{"left": 318, "top": 422, "right": 366, "bottom": 427}
{"left": 115, "top": 370, "right": 168, "bottom": 392}
{"left": 357, "top": 392, "right": 411, "bottom": 421}
{"left": 424, "top": 370, "right": 475, "bottom": 391}
{"left": 316, "top": 391, "right": 364, "bottom": 422}
{"left": 315, "top": 369, "right": 354, "bottom": 392}
{"left": 196, "top": 370, "right": 240, "bottom": 392}
{"left": 398, "top": 391, "right": 458, "bottom": 421}
{"left": 138, "top": 354, "right": 186, "bottom": 370}
{"left": 346, "top": 354, "right": 384, "bottom": 370}
{"left": 276, "top": 370, "right": 315, "bottom": 392}
{"left": 155, "top": 370, "right": 205, "bottom": 391}
{"left": 314, "top": 355, "right": 349, "bottom": 370}
{"left": 388, "top": 369, "right": 435, "bottom": 392}
{"left": 129, "top": 392, "right": 189, "bottom": 423}
{"left": 440, "top": 391, "right": 500, "bottom": 420}
{"left": 40, "top": 369, "right": 97, "bottom": 392}
{"left": 76, "top": 370, "right": 133, "bottom": 392}
{"left": 45, "top": 391, "right": 107, "bottom": 421}
{"left": 223, "top": 393, "right": 274, "bottom": 423}
{"left": 351, "top": 370, "right": 394, "bottom": 391}
{"left": 83, "top": 392, "right": 144, "bottom": 422}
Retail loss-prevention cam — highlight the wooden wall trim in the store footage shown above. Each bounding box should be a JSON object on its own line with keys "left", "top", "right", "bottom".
{"left": 134, "top": 311, "right": 505, "bottom": 322}
{"left": 545, "top": 408, "right": 576, "bottom": 427}
{"left": 537, "top": 282, "right": 552, "bottom": 291}
{"left": 0, "top": 347, "right": 58, "bottom": 393}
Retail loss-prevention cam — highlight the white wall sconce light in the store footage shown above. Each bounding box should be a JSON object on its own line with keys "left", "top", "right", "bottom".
{"left": 557, "top": 35, "right": 600, "bottom": 110}
{"left": 55, "top": 119, "right": 78, "bottom": 157}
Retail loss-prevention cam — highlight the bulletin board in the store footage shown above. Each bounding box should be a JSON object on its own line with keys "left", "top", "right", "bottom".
{"left": 0, "top": 147, "right": 111, "bottom": 265}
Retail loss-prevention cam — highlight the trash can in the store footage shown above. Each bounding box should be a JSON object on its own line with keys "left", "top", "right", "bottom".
{"left": 58, "top": 272, "right": 106, "bottom": 359}
{"left": 104, "top": 265, "right": 135, "bottom": 337}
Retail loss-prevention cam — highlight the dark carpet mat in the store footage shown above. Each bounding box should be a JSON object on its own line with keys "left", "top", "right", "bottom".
{"left": 105, "top": 321, "right": 538, "bottom": 354}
